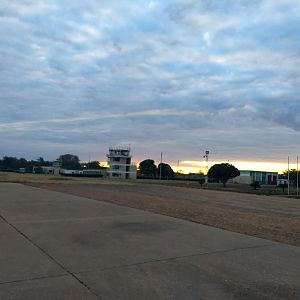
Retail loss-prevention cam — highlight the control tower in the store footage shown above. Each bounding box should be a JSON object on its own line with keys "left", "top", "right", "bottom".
{"left": 106, "top": 147, "right": 137, "bottom": 179}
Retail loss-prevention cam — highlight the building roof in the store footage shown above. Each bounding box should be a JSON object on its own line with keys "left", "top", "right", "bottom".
{"left": 240, "top": 170, "right": 278, "bottom": 174}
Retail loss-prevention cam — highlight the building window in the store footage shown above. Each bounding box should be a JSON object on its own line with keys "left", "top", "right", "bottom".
{"left": 113, "top": 157, "right": 120, "bottom": 162}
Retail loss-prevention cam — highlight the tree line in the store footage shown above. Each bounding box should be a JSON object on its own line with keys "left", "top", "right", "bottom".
{"left": 0, "top": 156, "right": 240, "bottom": 185}
{"left": 0, "top": 156, "right": 52, "bottom": 172}
{"left": 138, "top": 160, "right": 242, "bottom": 186}
{"left": 2, "top": 154, "right": 294, "bottom": 188}
{"left": 139, "top": 159, "right": 175, "bottom": 179}
{"left": 0, "top": 154, "right": 105, "bottom": 172}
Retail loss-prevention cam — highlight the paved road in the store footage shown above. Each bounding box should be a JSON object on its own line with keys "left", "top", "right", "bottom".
{"left": 0, "top": 183, "right": 299, "bottom": 300}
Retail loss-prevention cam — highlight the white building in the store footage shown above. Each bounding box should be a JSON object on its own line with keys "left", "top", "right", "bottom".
{"left": 59, "top": 169, "right": 106, "bottom": 177}
{"left": 60, "top": 169, "right": 83, "bottom": 175}
{"left": 233, "top": 170, "right": 278, "bottom": 185}
{"left": 32, "top": 160, "right": 61, "bottom": 175}
{"left": 82, "top": 169, "right": 107, "bottom": 177}
{"left": 107, "top": 147, "right": 137, "bottom": 179}
{"left": 33, "top": 166, "right": 58, "bottom": 175}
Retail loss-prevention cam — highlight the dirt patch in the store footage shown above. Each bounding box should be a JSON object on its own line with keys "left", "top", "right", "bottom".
{"left": 28, "top": 182, "right": 300, "bottom": 246}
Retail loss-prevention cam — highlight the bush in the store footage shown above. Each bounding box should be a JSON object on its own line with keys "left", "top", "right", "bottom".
{"left": 198, "top": 178, "right": 205, "bottom": 187}
{"left": 277, "top": 183, "right": 288, "bottom": 192}
{"left": 250, "top": 181, "right": 261, "bottom": 190}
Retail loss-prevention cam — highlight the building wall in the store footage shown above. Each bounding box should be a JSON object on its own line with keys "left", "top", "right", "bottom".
{"left": 82, "top": 169, "right": 107, "bottom": 176}
{"left": 53, "top": 167, "right": 60, "bottom": 175}
{"left": 33, "top": 166, "right": 55, "bottom": 174}
{"left": 233, "top": 175, "right": 252, "bottom": 184}
{"left": 60, "top": 169, "right": 83, "bottom": 175}
{"left": 60, "top": 169, "right": 107, "bottom": 177}
{"left": 234, "top": 170, "right": 278, "bottom": 185}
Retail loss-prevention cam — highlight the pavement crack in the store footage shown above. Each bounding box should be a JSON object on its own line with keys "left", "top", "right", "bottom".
{"left": 0, "top": 273, "right": 69, "bottom": 286}
{"left": 0, "top": 214, "right": 104, "bottom": 300}
{"left": 76, "top": 243, "right": 274, "bottom": 275}
{"left": 11, "top": 214, "right": 147, "bottom": 224}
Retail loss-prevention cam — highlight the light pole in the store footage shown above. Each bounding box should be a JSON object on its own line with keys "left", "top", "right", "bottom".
{"left": 288, "top": 156, "right": 290, "bottom": 196}
{"left": 297, "top": 155, "right": 299, "bottom": 197}
{"left": 159, "top": 152, "right": 162, "bottom": 180}
{"left": 203, "top": 150, "right": 209, "bottom": 184}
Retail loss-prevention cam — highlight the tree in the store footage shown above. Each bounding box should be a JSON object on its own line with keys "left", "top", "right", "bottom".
{"left": 208, "top": 163, "right": 240, "bottom": 187}
{"left": 2, "top": 156, "right": 18, "bottom": 170}
{"left": 281, "top": 169, "right": 298, "bottom": 186}
{"left": 139, "top": 159, "right": 157, "bottom": 178}
{"left": 0, "top": 156, "right": 52, "bottom": 172}
{"left": 37, "top": 157, "right": 45, "bottom": 166}
{"left": 18, "top": 158, "right": 28, "bottom": 168}
{"left": 87, "top": 161, "right": 102, "bottom": 169}
{"left": 157, "top": 163, "right": 175, "bottom": 178}
{"left": 59, "top": 154, "right": 81, "bottom": 170}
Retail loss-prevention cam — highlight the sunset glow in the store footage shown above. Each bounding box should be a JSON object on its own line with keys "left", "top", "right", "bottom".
{"left": 172, "top": 160, "right": 293, "bottom": 175}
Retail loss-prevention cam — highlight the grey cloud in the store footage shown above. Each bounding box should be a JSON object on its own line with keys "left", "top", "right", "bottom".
{"left": 0, "top": 0, "right": 299, "bottom": 164}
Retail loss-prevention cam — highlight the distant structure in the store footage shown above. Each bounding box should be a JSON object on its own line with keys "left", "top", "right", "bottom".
{"left": 60, "top": 169, "right": 106, "bottom": 177}
{"left": 203, "top": 150, "right": 210, "bottom": 184}
{"left": 233, "top": 170, "right": 278, "bottom": 185}
{"left": 107, "top": 147, "right": 137, "bottom": 179}
{"left": 52, "top": 160, "right": 61, "bottom": 175}
{"left": 277, "top": 178, "right": 289, "bottom": 186}
{"left": 32, "top": 160, "right": 61, "bottom": 175}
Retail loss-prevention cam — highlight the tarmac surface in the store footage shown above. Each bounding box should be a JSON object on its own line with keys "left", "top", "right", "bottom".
{"left": 0, "top": 182, "right": 299, "bottom": 300}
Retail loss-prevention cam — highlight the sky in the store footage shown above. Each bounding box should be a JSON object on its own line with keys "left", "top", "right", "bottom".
{"left": 0, "top": 0, "right": 300, "bottom": 173}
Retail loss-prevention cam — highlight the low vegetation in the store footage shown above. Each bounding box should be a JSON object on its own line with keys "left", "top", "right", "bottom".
{"left": 1, "top": 171, "right": 299, "bottom": 196}
{"left": 0, "top": 172, "right": 133, "bottom": 185}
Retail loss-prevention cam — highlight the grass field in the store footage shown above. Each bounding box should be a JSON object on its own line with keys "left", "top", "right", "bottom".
{"left": 0, "top": 171, "right": 298, "bottom": 197}
{"left": 0, "top": 172, "right": 133, "bottom": 185}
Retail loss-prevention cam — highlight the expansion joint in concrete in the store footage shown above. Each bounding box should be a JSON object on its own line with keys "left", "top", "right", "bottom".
{"left": 76, "top": 242, "right": 274, "bottom": 275}
{"left": 0, "top": 214, "right": 104, "bottom": 300}
{"left": 0, "top": 273, "right": 69, "bottom": 286}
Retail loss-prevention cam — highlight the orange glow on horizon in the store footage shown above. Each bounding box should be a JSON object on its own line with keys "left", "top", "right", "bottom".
{"left": 98, "top": 159, "right": 292, "bottom": 175}
{"left": 99, "top": 161, "right": 108, "bottom": 168}
{"left": 171, "top": 160, "right": 293, "bottom": 175}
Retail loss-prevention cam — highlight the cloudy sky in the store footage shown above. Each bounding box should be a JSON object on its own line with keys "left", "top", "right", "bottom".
{"left": 0, "top": 0, "right": 299, "bottom": 172}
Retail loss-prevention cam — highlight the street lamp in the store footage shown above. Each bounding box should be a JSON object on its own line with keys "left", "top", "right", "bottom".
{"left": 203, "top": 150, "right": 210, "bottom": 184}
